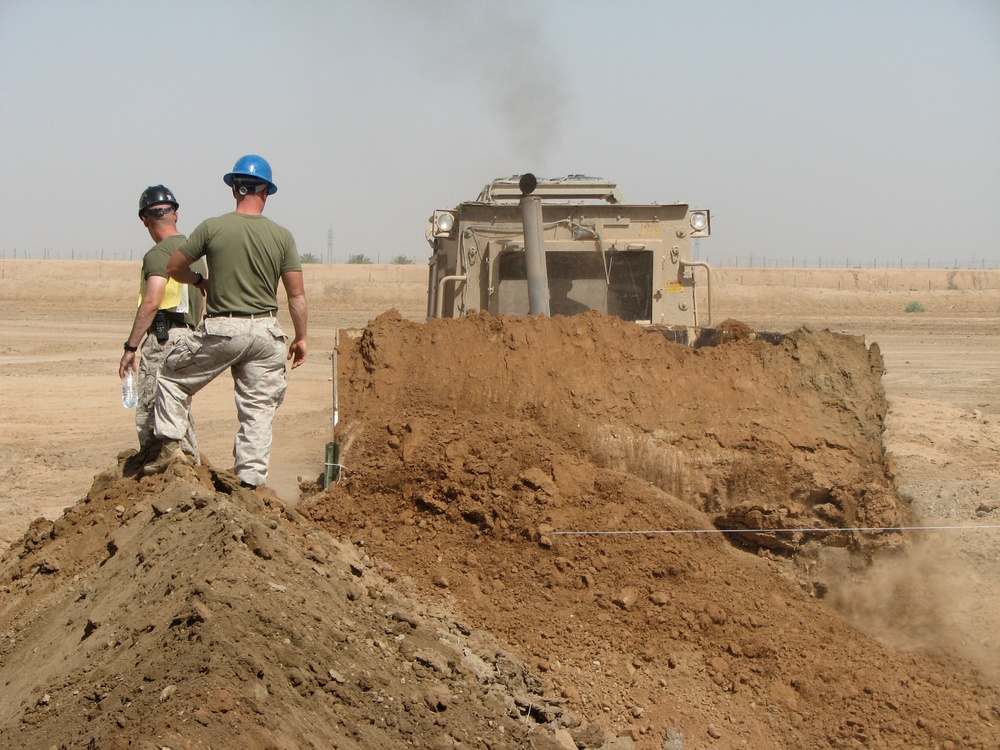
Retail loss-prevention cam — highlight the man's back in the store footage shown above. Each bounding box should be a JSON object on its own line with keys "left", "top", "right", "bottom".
{"left": 182, "top": 212, "right": 300, "bottom": 316}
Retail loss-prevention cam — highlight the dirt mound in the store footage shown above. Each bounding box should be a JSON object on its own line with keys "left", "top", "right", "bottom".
{"left": 329, "top": 310, "right": 902, "bottom": 556}
{"left": 301, "top": 311, "right": 1000, "bottom": 747}
{"left": 0, "top": 462, "right": 579, "bottom": 749}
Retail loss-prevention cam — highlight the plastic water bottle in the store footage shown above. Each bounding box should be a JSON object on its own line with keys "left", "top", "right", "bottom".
{"left": 122, "top": 370, "right": 138, "bottom": 408}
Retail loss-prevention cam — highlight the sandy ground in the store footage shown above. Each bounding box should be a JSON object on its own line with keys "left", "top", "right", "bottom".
{"left": 1, "top": 261, "right": 999, "bottom": 748}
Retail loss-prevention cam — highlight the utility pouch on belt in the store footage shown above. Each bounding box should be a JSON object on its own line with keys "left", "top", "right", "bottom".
{"left": 152, "top": 310, "right": 169, "bottom": 343}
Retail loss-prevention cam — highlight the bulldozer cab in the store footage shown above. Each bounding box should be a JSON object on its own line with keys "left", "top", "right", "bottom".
{"left": 426, "top": 175, "right": 712, "bottom": 326}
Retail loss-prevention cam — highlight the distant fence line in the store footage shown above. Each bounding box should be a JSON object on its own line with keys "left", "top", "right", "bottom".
{"left": 0, "top": 250, "right": 414, "bottom": 263}
{"left": 697, "top": 256, "right": 999, "bottom": 270}
{"left": 10, "top": 250, "right": 387, "bottom": 261}
{"left": 0, "top": 250, "right": 143, "bottom": 261}
{"left": 1, "top": 249, "right": 998, "bottom": 270}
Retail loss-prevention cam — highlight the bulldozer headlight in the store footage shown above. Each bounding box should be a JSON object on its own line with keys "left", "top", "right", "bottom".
{"left": 689, "top": 210, "right": 711, "bottom": 237}
{"left": 432, "top": 211, "right": 456, "bottom": 237}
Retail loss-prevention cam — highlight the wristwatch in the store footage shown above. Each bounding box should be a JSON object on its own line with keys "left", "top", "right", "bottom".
{"left": 193, "top": 272, "right": 206, "bottom": 287}
{"left": 123, "top": 341, "right": 138, "bottom": 352}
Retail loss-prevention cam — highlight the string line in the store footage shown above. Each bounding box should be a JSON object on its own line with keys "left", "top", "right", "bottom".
{"left": 552, "top": 524, "right": 1000, "bottom": 536}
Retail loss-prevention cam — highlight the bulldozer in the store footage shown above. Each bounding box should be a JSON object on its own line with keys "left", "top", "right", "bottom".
{"left": 425, "top": 174, "right": 714, "bottom": 328}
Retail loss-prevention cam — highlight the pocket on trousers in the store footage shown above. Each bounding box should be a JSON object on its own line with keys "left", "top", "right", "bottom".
{"left": 265, "top": 319, "right": 288, "bottom": 342}
{"left": 164, "top": 336, "right": 199, "bottom": 371}
{"left": 203, "top": 317, "right": 239, "bottom": 337}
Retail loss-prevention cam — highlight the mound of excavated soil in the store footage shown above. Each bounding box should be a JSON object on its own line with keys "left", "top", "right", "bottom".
{"left": 1, "top": 310, "right": 998, "bottom": 749}
{"left": 302, "top": 311, "right": 1000, "bottom": 747}
{"left": 0, "top": 463, "right": 578, "bottom": 749}
{"left": 325, "top": 311, "right": 902, "bottom": 556}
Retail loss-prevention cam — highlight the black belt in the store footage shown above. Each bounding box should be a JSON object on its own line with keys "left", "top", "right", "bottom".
{"left": 205, "top": 311, "right": 276, "bottom": 319}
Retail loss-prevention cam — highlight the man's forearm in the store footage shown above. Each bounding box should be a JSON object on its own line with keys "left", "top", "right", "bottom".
{"left": 287, "top": 294, "right": 307, "bottom": 340}
{"left": 126, "top": 274, "right": 169, "bottom": 348}
{"left": 126, "top": 303, "right": 160, "bottom": 349}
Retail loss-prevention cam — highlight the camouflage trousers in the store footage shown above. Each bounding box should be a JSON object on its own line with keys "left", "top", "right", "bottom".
{"left": 137, "top": 328, "right": 199, "bottom": 461}
{"left": 153, "top": 315, "right": 288, "bottom": 487}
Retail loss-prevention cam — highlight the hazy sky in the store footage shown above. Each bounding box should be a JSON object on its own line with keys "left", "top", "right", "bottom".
{"left": 1, "top": 0, "right": 998, "bottom": 267}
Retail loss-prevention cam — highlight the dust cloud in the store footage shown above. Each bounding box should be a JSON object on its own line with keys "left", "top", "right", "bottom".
{"left": 821, "top": 534, "right": 1000, "bottom": 683}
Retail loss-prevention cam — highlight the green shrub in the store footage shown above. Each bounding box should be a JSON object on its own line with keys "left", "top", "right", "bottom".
{"left": 905, "top": 300, "right": 925, "bottom": 313}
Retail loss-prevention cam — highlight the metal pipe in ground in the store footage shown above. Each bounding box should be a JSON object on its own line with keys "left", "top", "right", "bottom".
{"left": 324, "top": 330, "right": 341, "bottom": 488}
{"left": 519, "top": 175, "right": 549, "bottom": 316}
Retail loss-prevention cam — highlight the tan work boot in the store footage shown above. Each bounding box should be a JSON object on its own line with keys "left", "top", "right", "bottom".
{"left": 142, "top": 440, "right": 190, "bottom": 476}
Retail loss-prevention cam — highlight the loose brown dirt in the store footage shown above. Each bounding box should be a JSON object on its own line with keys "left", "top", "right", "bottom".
{"left": 1, "top": 261, "right": 998, "bottom": 749}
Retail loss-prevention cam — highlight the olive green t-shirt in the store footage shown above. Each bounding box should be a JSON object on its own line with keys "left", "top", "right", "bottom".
{"left": 181, "top": 212, "right": 301, "bottom": 316}
{"left": 139, "top": 234, "right": 206, "bottom": 327}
